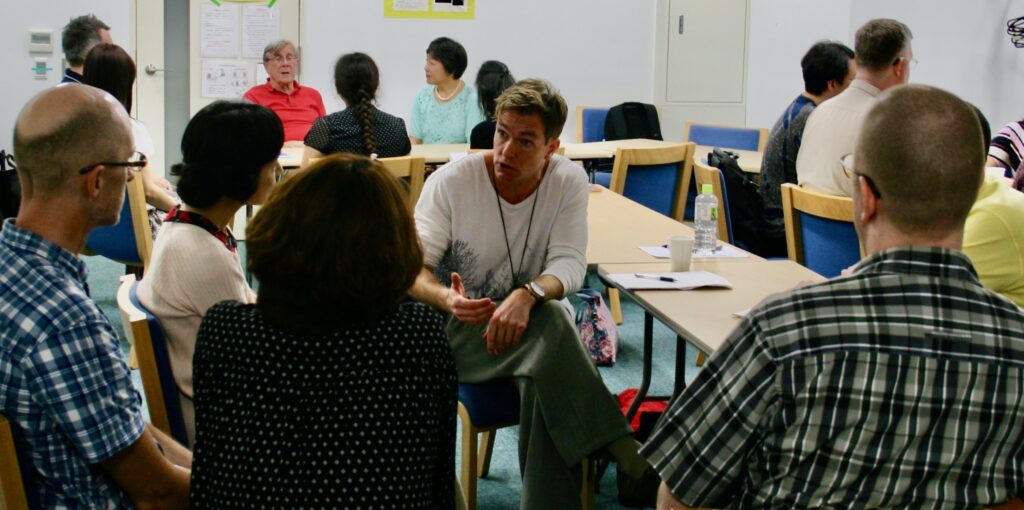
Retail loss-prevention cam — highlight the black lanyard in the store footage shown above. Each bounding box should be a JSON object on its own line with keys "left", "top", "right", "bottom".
{"left": 492, "top": 179, "right": 540, "bottom": 289}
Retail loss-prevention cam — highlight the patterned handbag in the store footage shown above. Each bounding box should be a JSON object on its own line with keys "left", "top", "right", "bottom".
{"left": 575, "top": 289, "right": 619, "bottom": 366}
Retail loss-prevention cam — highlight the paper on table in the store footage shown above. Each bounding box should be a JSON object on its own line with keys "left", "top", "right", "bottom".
{"left": 638, "top": 244, "right": 749, "bottom": 259}
{"left": 606, "top": 271, "right": 733, "bottom": 290}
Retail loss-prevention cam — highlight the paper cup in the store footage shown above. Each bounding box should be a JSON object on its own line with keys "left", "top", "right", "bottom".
{"left": 669, "top": 236, "right": 694, "bottom": 272}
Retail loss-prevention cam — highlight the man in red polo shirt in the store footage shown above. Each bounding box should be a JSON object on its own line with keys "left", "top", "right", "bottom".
{"left": 243, "top": 39, "right": 325, "bottom": 142}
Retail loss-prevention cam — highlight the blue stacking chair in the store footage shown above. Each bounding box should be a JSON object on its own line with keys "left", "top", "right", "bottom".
{"left": 600, "top": 143, "right": 696, "bottom": 222}
{"left": 117, "top": 275, "right": 189, "bottom": 446}
{"left": 1, "top": 414, "right": 40, "bottom": 510}
{"left": 780, "top": 183, "right": 862, "bottom": 278}
{"left": 683, "top": 122, "right": 768, "bottom": 152}
{"left": 457, "top": 380, "right": 596, "bottom": 510}
{"left": 575, "top": 106, "right": 609, "bottom": 143}
{"left": 84, "top": 174, "right": 153, "bottom": 273}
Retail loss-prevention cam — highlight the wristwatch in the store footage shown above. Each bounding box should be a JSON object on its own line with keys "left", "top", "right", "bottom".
{"left": 522, "top": 281, "right": 545, "bottom": 306}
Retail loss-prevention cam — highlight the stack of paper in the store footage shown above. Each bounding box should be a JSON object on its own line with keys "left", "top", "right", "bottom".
{"left": 605, "top": 271, "right": 733, "bottom": 290}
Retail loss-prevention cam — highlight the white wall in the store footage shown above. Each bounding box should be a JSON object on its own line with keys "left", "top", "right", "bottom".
{"left": 0, "top": 1, "right": 134, "bottom": 152}
{"left": 300, "top": 0, "right": 657, "bottom": 141}
{"left": 746, "top": 0, "right": 1024, "bottom": 131}
{"left": 745, "top": 0, "right": 851, "bottom": 129}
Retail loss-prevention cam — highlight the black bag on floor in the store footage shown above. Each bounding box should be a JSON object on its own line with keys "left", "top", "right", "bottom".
{"left": 707, "top": 148, "right": 770, "bottom": 255}
{"left": 0, "top": 150, "right": 19, "bottom": 225}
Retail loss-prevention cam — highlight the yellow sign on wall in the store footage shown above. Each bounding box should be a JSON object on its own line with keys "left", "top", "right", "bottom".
{"left": 384, "top": 0, "right": 475, "bottom": 20}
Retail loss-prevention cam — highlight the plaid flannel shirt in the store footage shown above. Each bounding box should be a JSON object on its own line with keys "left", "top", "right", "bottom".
{"left": 642, "top": 247, "right": 1024, "bottom": 509}
{"left": 0, "top": 219, "right": 145, "bottom": 509}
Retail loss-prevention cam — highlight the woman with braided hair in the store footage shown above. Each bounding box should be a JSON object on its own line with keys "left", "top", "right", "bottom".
{"left": 304, "top": 53, "right": 411, "bottom": 163}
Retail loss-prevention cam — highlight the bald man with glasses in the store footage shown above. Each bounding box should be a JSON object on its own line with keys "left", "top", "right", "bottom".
{"left": 0, "top": 84, "right": 191, "bottom": 509}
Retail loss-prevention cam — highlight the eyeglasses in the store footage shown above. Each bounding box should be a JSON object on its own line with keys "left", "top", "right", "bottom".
{"left": 839, "top": 153, "right": 882, "bottom": 198}
{"left": 78, "top": 151, "right": 147, "bottom": 175}
{"left": 267, "top": 54, "right": 297, "bottom": 64}
{"left": 896, "top": 56, "right": 918, "bottom": 70}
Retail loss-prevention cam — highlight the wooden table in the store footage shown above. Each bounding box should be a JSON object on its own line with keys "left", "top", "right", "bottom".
{"left": 694, "top": 144, "right": 762, "bottom": 174}
{"left": 585, "top": 185, "right": 694, "bottom": 266}
{"left": 279, "top": 146, "right": 304, "bottom": 168}
{"left": 599, "top": 259, "right": 824, "bottom": 420}
{"left": 410, "top": 143, "right": 470, "bottom": 164}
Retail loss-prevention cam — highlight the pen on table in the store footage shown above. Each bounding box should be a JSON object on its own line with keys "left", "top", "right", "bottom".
{"left": 635, "top": 273, "right": 676, "bottom": 282}
{"left": 662, "top": 244, "right": 723, "bottom": 251}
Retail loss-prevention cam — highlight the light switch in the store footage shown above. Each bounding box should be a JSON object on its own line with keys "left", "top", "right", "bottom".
{"left": 29, "top": 29, "right": 53, "bottom": 53}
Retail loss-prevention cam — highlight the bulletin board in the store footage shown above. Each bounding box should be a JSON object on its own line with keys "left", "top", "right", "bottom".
{"left": 384, "top": 0, "right": 475, "bottom": 20}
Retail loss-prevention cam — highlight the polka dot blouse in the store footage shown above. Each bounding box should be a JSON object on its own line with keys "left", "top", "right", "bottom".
{"left": 304, "top": 107, "right": 412, "bottom": 158}
{"left": 189, "top": 301, "right": 457, "bottom": 509}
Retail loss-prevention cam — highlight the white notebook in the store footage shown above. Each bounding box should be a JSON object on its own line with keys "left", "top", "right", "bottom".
{"left": 605, "top": 271, "right": 733, "bottom": 290}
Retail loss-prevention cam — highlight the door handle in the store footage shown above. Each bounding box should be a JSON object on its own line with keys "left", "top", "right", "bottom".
{"left": 144, "top": 64, "right": 168, "bottom": 75}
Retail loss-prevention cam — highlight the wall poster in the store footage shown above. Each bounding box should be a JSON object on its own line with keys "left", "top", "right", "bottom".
{"left": 384, "top": 0, "right": 474, "bottom": 20}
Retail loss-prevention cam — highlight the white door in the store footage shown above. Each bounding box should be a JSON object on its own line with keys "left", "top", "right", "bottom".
{"left": 134, "top": 0, "right": 166, "bottom": 178}
{"left": 665, "top": 0, "right": 748, "bottom": 104}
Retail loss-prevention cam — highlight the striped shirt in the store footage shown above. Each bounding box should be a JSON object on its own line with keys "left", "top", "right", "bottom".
{"left": 642, "top": 247, "right": 1024, "bottom": 509}
{"left": 989, "top": 120, "right": 1023, "bottom": 178}
{"left": 0, "top": 219, "right": 145, "bottom": 509}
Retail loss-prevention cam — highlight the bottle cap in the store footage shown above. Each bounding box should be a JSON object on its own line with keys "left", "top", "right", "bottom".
{"left": 701, "top": 183, "right": 714, "bottom": 194}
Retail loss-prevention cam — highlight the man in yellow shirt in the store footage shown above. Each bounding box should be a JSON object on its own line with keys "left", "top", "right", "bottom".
{"left": 963, "top": 175, "right": 1024, "bottom": 308}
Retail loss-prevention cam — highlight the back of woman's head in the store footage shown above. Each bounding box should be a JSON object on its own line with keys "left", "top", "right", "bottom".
{"left": 334, "top": 52, "right": 380, "bottom": 155}
{"left": 475, "top": 60, "right": 514, "bottom": 119}
{"left": 246, "top": 153, "right": 423, "bottom": 328}
{"left": 172, "top": 101, "right": 284, "bottom": 208}
{"left": 82, "top": 43, "right": 136, "bottom": 113}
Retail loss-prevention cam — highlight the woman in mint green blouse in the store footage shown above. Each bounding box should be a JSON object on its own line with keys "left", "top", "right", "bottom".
{"left": 409, "top": 37, "right": 485, "bottom": 145}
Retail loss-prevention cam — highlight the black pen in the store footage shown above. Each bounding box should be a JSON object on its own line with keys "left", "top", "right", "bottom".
{"left": 634, "top": 273, "right": 676, "bottom": 282}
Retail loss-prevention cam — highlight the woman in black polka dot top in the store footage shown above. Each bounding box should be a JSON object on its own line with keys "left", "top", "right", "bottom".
{"left": 189, "top": 154, "right": 457, "bottom": 509}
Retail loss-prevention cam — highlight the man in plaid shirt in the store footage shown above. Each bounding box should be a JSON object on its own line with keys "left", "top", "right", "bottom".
{"left": 0, "top": 85, "right": 191, "bottom": 508}
{"left": 643, "top": 85, "right": 1024, "bottom": 509}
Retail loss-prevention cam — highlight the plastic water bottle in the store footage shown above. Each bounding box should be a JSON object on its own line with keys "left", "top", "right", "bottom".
{"left": 693, "top": 183, "right": 718, "bottom": 257}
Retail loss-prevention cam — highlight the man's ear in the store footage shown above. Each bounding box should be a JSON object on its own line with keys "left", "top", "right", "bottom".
{"left": 546, "top": 137, "right": 560, "bottom": 158}
{"left": 82, "top": 167, "right": 103, "bottom": 198}
{"left": 857, "top": 175, "right": 878, "bottom": 224}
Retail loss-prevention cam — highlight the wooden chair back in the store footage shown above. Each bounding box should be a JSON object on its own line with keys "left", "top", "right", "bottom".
{"left": 117, "top": 275, "right": 189, "bottom": 445}
{"left": 780, "top": 183, "right": 863, "bottom": 277}
{"left": 84, "top": 173, "right": 153, "bottom": 273}
{"left": 377, "top": 156, "right": 426, "bottom": 208}
{"left": 683, "top": 121, "right": 769, "bottom": 152}
{"left": 575, "top": 106, "right": 610, "bottom": 143}
{"left": 0, "top": 415, "right": 33, "bottom": 510}
{"left": 608, "top": 143, "right": 696, "bottom": 222}
{"left": 692, "top": 159, "right": 731, "bottom": 243}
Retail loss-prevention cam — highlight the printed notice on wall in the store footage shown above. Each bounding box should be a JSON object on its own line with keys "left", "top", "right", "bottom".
{"left": 384, "top": 0, "right": 474, "bottom": 19}
{"left": 201, "top": 3, "right": 240, "bottom": 58}
{"left": 201, "top": 60, "right": 252, "bottom": 98}
{"left": 242, "top": 4, "right": 280, "bottom": 58}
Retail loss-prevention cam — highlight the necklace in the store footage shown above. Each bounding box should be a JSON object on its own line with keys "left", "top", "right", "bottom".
{"left": 434, "top": 80, "right": 462, "bottom": 102}
{"left": 492, "top": 176, "right": 541, "bottom": 290}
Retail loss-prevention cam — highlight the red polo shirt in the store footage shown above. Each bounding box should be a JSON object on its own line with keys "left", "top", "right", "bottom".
{"left": 243, "top": 81, "right": 326, "bottom": 141}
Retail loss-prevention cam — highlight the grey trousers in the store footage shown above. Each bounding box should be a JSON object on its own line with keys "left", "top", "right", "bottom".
{"left": 447, "top": 300, "right": 632, "bottom": 510}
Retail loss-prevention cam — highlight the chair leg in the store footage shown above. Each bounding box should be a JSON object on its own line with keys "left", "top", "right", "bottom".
{"left": 579, "top": 457, "right": 596, "bottom": 510}
{"left": 457, "top": 405, "right": 478, "bottom": 510}
{"left": 695, "top": 351, "right": 707, "bottom": 367}
{"left": 128, "top": 346, "right": 139, "bottom": 370}
{"left": 477, "top": 429, "right": 496, "bottom": 478}
{"left": 608, "top": 288, "right": 623, "bottom": 325}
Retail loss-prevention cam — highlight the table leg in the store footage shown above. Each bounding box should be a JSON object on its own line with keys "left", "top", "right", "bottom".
{"left": 673, "top": 335, "right": 687, "bottom": 399}
{"left": 624, "top": 312, "right": 654, "bottom": 424}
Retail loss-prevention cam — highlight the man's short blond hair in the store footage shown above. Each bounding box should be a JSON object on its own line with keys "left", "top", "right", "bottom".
{"left": 494, "top": 79, "right": 567, "bottom": 141}
{"left": 855, "top": 84, "right": 984, "bottom": 237}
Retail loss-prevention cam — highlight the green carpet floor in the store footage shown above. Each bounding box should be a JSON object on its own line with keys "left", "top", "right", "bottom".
{"left": 84, "top": 246, "right": 702, "bottom": 510}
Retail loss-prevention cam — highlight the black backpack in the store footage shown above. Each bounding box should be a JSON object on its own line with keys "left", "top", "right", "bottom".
{"left": 603, "top": 102, "right": 663, "bottom": 141}
{"left": 0, "top": 151, "right": 19, "bottom": 226}
{"left": 707, "top": 148, "right": 771, "bottom": 256}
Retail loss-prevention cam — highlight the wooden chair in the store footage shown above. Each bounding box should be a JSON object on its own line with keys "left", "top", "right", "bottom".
{"left": 456, "top": 381, "right": 596, "bottom": 510}
{"left": 683, "top": 121, "right": 769, "bottom": 152}
{"left": 116, "top": 274, "right": 189, "bottom": 445}
{"left": 377, "top": 155, "right": 426, "bottom": 208}
{"left": 84, "top": 171, "right": 153, "bottom": 274}
{"left": 575, "top": 106, "right": 610, "bottom": 143}
{"left": 780, "top": 183, "right": 862, "bottom": 278}
{"left": 692, "top": 159, "right": 731, "bottom": 244}
{"left": 0, "top": 414, "right": 36, "bottom": 510}
{"left": 607, "top": 143, "right": 696, "bottom": 222}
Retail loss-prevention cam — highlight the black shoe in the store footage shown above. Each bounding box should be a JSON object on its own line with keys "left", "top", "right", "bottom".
{"left": 616, "top": 465, "right": 660, "bottom": 508}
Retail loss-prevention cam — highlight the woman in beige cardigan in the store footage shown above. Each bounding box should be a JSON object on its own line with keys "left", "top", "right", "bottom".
{"left": 137, "top": 100, "right": 283, "bottom": 446}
